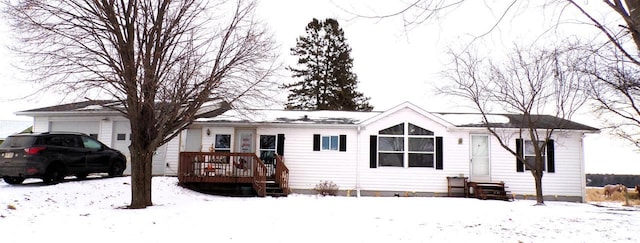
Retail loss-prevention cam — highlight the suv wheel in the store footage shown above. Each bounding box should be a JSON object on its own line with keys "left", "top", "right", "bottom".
{"left": 108, "top": 160, "right": 125, "bottom": 177}
{"left": 3, "top": 176, "right": 25, "bottom": 185}
{"left": 43, "top": 164, "right": 66, "bottom": 184}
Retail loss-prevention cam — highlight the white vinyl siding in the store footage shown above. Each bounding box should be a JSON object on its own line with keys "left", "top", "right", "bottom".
{"left": 357, "top": 107, "right": 455, "bottom": 193}
{"left": 490, "top": 132, "right": 584, "bottom": 197}
{"left": 258, "top": 127, "right": 358, "bottom": 191}
{"left": 164, "top": 136, "right": 180, "bottom": 176}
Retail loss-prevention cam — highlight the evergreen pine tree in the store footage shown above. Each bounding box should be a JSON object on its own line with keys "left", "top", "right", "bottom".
{"left": 283, "top": 18, "right": 373, "bottom": 111}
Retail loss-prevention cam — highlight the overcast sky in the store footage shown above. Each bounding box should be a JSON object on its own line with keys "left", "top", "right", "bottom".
{"left": 0, "top": 0, "right": 638, "bottom": 174}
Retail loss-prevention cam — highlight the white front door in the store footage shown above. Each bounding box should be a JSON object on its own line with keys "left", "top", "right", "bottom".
{"left": 235, "top": 129, "right": 255, "bottom": 153}
{"left": 470, "top": 134, "right": 491, "bottom": 182}
{"left": 234, "top": 129, "right": 256, "bottom": 176}
{"left": 184, "top": 128, "right": 202, "bottom": 152}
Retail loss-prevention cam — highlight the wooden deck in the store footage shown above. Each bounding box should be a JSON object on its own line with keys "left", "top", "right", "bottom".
{"left": 178, "top": 152, "right": 289, "bottom": 197}
{"left": 467, "top": 181, "right": 513, "bottom": 201}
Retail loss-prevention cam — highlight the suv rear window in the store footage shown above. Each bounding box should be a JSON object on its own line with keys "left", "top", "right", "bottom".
{"left": 0, "top": 136, "right": 36, "bottom": 148}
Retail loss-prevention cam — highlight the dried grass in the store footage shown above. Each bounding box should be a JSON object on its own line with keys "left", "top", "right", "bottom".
{"left": 585, "top": 187, "right": 640, "bottom": 206}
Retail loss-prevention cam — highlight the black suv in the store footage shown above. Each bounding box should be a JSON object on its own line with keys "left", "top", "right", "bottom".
{"left": 0, "top": 132, "right": 126, "bottom": 184}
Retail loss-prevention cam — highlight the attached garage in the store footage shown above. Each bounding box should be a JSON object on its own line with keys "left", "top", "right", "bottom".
{"left": 50, "top": 121, "right": 100, "bottom": 139}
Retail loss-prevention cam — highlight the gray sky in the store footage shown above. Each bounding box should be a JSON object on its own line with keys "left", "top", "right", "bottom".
{"left": 0, "top": 0, "right": 638, "bottom": 174}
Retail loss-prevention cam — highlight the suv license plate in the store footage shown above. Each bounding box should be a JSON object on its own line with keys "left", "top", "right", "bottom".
{"left": 3, "top": 152, "right": 14, "bottom": 158}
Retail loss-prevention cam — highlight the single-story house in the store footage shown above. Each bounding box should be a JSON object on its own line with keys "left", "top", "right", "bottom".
{"left": 15, "top": 100, "right": 598, "bottom": 201}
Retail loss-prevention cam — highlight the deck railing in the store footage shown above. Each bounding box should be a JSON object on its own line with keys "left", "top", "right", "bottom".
{"left": 178, "top": 151, "right": 284, "bottom": 197}
{"left": 275, "top": 155, "right": 290, "bottom": 194}
{"left": 178, "top": 152, "right": 260, "bottom": 183}
{"left": 253, "top": 161, "right": 267, "bottom": 197}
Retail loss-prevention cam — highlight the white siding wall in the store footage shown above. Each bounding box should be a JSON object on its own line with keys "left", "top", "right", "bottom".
{"left": 33, "top": 117, "right": 49, "bottom": 133}
{"left": 202, "top": 127, "right": 234, "bottom": 152}
{"left": 99, "top": 119, "right": 113, "bottom": 146}
{"left": 164, "top": 136, "right": 180, "bottom": 176}
{"left": 490, "top": 132, "right": 585, "bottom": 197}
{"left": 356, "top": 107, "right": 468, "bottom": 194}
{"left": 258, "top": 126, "right": 359, "bottom": 191}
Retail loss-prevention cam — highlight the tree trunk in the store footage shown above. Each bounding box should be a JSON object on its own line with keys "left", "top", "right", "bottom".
{"left": 533, "top": 171, "right": 544, "bottom": 205}
{"left": 129, "top": 146, "right": 153, "bottom": 209}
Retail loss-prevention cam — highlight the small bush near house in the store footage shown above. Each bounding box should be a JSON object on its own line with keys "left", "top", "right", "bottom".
{"left": 314, "top": 180, "right": 339, "bottom": 196}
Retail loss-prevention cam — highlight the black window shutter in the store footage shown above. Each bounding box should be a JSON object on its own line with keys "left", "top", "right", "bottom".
{"left": 516, "top": 139, "right": 524, "bottom": 172}
{"left": 339, "top": 135, "right": 347, "bottom": 152}
{"left": 369, "top": 135, "right": 377, "bottom": 168}
{"left": 547, "top": 139, "right": 555, "bottom": 173}
{"left": 277, "top": 134, "right": 285, "bottom": 156}
{"left": 313, "top": 134, "right": 320, "bottom": 151}
{"left": 435, "top": 137, "right": 443, "bottom": 170}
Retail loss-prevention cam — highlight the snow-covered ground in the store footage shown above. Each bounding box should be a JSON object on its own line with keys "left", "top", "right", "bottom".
{"left": 1, "top": 176, "right": 638, "bottom": 242}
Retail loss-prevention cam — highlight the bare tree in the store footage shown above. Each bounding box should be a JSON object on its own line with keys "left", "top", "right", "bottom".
{"left": 4, "top": 0, "right": 278, "bottom": 209}
{"left": 564, "top": 0, "right": 640, "bottom": 149}
{"left": 439, "top": 44, "right": 586, "bottom": 205}
{"left": 347, "top": 0, "right": 640, "bottom": 148}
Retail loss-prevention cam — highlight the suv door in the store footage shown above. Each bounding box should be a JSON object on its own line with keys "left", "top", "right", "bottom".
{"left": 44, "top": 134, "right": 86, "bottom": 174}
{"left": 81, "top": 136, "right": 111, "bottom": 172}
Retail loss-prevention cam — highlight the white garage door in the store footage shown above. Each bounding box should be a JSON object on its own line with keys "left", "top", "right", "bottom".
{"left": 112, "top": 121, "right": 167, "bottom": 176}
{"left": 50, "top": 121, "right": 99, "bottom": 138}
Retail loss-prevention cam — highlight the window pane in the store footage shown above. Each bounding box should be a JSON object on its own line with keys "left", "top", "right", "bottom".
{"left": 409, "top": 153, "right": 434, "bottom": 167}
{"left": 524, "top": 140, "right": 545, "bottom": 155}
{"left": 330, "top": 136, "right": 338, "bottom": 150}
{"left": 379, "top": 123, "right": 404, "bottom": 135}
{"left": 379, "top": 153, "right": 403, "bottom": 167}
{"left": 215, "top": 134, "right": 231, "bottom": 149}
{"left": 409, "top": 137, "right": 434, "bottom": 152}
{"left": 260, "top": 151, "right": 275, "bottom": 164}
{"left": 260, "top": 135, "right": 276, "bottom": 149}
{"left": 408, "top": 123, "right": 433, "bottom": 135}
{"left": 322, "top": 136, "right": 330, "bottom": 150}
{"left": 379, "top": 137, "right": 404, "bottom": 151}
{"left": 525, "top": 156, "right": 546, "bottom": 170}
{"left": 82, "top": 136, "right": 102, "bottom": 150}
{"left": 0, "top": 136, "right": 35, "bottom": 148}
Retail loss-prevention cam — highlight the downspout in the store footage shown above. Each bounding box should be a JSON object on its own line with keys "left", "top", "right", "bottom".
{"left": 356, "top": 125, "right": 361, "bottom": 198}
{"left": 579, "top": 133, "right": 587, "bottom": 203}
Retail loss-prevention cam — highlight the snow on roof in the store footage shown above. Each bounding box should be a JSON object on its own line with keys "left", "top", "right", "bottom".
{"left": 77, "top": 104, "right": 105, "bottom": 111}
{"left": 197, "top": 109, "right": 381, "bottom": 125}
{"left": 437, "top": 113, "right": 510, "bottom": 126}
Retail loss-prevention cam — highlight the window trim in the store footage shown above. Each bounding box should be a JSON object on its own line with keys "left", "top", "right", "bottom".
{"left": 321, "top": 135, "right": 339, "bottom": 151}
{"left": 313, "top": 134, "right": 347, "bottom": 152}
{"left": 214, "top": 134, "right": 231, "bottom": 152}
{"left": 524, "top": 140, "right": 546, "bottom": 171}
{"left": 259, "top": 134, "right": 277, "bottom": 164}
{"left": 517, "top": 139, "right": 554, "bottom": 173}
{"left": 377, "top": 122, "right": 438, "bottom": 168}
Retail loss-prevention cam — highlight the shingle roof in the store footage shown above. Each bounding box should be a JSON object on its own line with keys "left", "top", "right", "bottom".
{"left": 435, "top": 112, "right": 599, "bottom": 131}
{"left": 19, "top": 100, "right": 120, "bottom": 113}
{"left": 17, "top": 101, "right": 599, "bottom": 131}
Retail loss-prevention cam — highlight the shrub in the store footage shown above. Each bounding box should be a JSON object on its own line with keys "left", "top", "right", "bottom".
{"left": 314, "top": 180, "right": 339, "bottom": 196}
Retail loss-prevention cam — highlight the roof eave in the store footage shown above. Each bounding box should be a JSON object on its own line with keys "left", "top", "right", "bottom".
{"left": 192, "top": 120, "right": 360, "bottom": 128}
{"left": 15, "top": 110, "right": 122, "bottom": 117}
{"left": 447, "top": 126, "right": 600, "bottom": 133}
